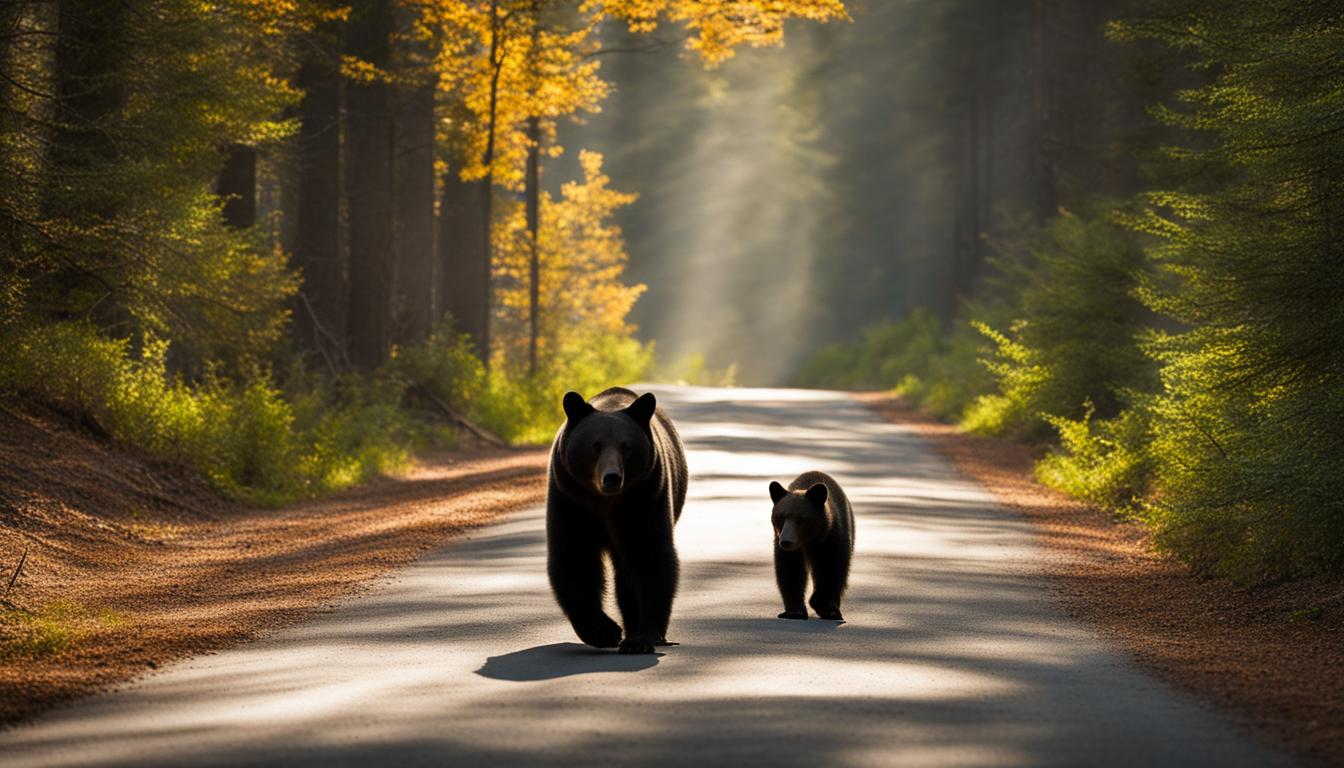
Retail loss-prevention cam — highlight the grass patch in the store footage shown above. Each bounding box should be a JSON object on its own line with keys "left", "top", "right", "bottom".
{"left": 1290, "top": 607, "right": 1324, "bottom": 623}
{"left": 0, "top": 600, "right": 124, "bottom": 660}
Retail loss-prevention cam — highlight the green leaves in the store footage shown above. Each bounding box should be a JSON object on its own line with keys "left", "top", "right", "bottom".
{"left": 1115, "top": 0, "right": 1344, "bottom": 582}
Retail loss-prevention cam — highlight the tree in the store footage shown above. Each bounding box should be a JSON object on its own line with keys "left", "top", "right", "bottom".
{"left": 494, "top": 150, "right": 642, "bottom": 373}
{"left": 436, "top": 157, "right": 491, "bottom": 361}
{"left": 391, "top": 6, "right": 440, "bottom": 347}
{"left": 427, "top": 0, "right": 847, "bottom": 364}
{"left": 293, "top": 6, "right": 348, "bottom": 368}
{"left": 1114, "top": 0, "right": 1344, "bottom": 581}
{"left": 43, "top": 0, "right": 129, "bottom": 328}
{"left": 218, "top": 145, "right": 259, "bottom": 230}
{"left": 5, "top": 0, "right": 300, "bottom": 371}
{"left": 965, "top": 209, "right": 1153, "bottom": 439}
{"left": 344, "top": 0, "right": 397, "bottom": 369}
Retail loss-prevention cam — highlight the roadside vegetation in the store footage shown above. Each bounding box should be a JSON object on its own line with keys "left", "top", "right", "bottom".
{"left": 0, "top": 600, "right": 123, "bottom": 661}
{"left": 796, "top": 1, "right": 1344, "bottom": 585}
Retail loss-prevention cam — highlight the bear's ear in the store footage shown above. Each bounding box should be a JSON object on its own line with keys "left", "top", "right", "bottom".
{"left": 805, "top": 482, "right": 829, "bottom": 507}
{"left": 769, "top": 481, "right": 788, "bottom": 505}
{"left": 562, "top": 391, "right": 594, "bottom": 422}
{"left": 624, "top": 392, "right": 657, "bottom": 426}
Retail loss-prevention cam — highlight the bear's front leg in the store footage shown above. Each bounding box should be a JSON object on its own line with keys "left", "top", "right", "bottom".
{"left": 808, "top": 592, "right": 843, "bottom": 622}
{"left": 807, "top": 547, "right": 847, "bottom": 621}
{"left": 775, "top": 547, "right": 808, "bottom": 619}
{"left": 612, "top": 529, "right": 679, "bottom": 654}
{"left": 613, "top": 565, "right": 641, "bottom": 643}
{"left": 548, "top": 505, "right": 621, "bottom": 648}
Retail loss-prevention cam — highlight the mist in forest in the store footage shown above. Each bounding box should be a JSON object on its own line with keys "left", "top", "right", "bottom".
{"left": 555, "top": 4, "right": 933, "bottom": 383}
{"left": 554, "top": 1, "right": 1125, "bottom": 384}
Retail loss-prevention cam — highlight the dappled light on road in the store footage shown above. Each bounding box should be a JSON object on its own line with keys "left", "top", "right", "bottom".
{"left": 1, "top": 387, "right": 1280, "bottom": 767}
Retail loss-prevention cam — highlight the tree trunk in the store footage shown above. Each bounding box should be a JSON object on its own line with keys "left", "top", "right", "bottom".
{"left": 472, "top": 0, "right": 503, "bottom": 368}
{"left": 46, "top": 0, "right": 126, "bottom": 324}
{"left": 1032, "top": 0, "right": 1055, "bottom": 221}
{"left": 392, "top": 78, "right": 437, "bottom": 347}
{"left": 436, "top": 1, "right": 502, "bottom": 365}
{"left": 950, "top": 94, "right": 979, "bottom": 311}
{"left": 0, "top": 2, "right": 25, "bottom": 261}
{"left": 292, "top": 14, "right": 346, "bottom": 367}
{"left": 48, "top": 0, "right": 124, "bottom": 199}
{"left": 344, "top": 0, "right": 396, "bottom": 369}
{"left": 217, "top": 144, "right": 257, "bottom": 229}
{"left": 438, "top": 167, "right": 490, "bottom": 362}
{"left": 525, "top": 0, "right": 541, "bottom": 376}
{"left": 525, "top": 116, "right": 540, "bottom": 376}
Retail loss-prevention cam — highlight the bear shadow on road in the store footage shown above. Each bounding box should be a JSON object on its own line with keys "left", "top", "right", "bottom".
{"left": 475, "top": 642, "right": 661, "bottom": 682}
{"left": 735, "top": 616, "right": 847, "bottom": 632}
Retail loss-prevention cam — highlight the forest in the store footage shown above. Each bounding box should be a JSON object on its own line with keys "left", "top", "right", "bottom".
{"left": 1, "top": 0, "right": 1341, "bottom": 587}
{"left": 0, "top": 0, "right": 847, "bottom": 501}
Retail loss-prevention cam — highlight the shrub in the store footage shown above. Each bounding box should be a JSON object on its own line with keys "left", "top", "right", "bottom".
{"left": 1140, "top": 331, "right": 1344, "bottom": 583}
{"left": 392, "top": 320, "right": 487, "bottom": 409}
{"left": 965, "top": 211, "right": 1153, "bottom": 439}
{"left": 895, "top": 319, "right": 993, "bottom": 421}
{"left": 474, "top": 331, "right": 655, "bottom": 445}
{"left": 0, "top": 321, "right": 417, "bottom": 504}
{"left": 1036, "top": 402, "right": 1153, "bottom": 513}
{"left": 792, "top": 309, "right": 993, "bottom": 421}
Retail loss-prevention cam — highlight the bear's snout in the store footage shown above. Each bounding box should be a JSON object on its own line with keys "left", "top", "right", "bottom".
{"left": 596, "top": 450, "right": 624, "bottom": 495}
{"left": 777, "top": 519, "right": 802, "bottom": 551}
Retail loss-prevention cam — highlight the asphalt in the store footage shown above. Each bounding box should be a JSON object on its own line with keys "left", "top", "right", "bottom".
{"left": 1, "top": 386, "right": 1286, "bottom": 766}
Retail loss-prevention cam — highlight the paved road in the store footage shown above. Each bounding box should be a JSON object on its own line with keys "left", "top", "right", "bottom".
{"left": 3, "top": 387, "right": 1284, "bottom": 766}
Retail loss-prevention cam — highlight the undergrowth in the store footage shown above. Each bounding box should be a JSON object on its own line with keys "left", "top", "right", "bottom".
{"left": 0, "top": 600, "right": 123, "bottom": 660}
{"left": 0, "top": 320, "right": 650, "bottom": 505}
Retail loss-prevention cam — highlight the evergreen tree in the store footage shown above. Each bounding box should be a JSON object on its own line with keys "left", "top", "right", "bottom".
{"left": 1115, "top": 0, "right": 1344, "bottom": 580}
{"left": 3, "top": 0, "right": 301, "bottom": 370}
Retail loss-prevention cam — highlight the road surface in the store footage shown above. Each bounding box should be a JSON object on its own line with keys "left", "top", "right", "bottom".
{"left": 2, "top": 386, "right": 1284, "bottom": 766}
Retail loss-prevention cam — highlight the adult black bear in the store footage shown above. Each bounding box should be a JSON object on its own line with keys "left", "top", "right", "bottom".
{"left": 547, "top": 387, "right": 688, "bottom": 654}
{"left": 768, "top": 471, "right": 854, "bottom": 621}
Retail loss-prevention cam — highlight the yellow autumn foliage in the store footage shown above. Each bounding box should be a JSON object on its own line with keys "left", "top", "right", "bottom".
{"left": 493, "top": 150, "right": 644, "bottom": 371}
{"left": 595, "top": 0, "right": 849, "bottom": 65}
{"left": 426, "top": 0, "right": 848, "bottom": 185}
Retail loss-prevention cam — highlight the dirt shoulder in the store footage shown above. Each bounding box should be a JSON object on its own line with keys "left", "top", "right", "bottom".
{"left": 0, "top": 400, "right": 548, "bottom": 727}
{"left": 857, "top": 392, "right": 1342, "bottom": 767}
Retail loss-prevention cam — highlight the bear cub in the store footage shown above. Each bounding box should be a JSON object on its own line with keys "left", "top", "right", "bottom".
{"left": 768, "top": 471, "right": 854, "bottom": 621}
{"left": 547, "top": 387, "right": 688, "bottom": 654}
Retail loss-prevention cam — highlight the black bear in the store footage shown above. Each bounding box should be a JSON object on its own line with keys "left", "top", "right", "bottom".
{"left": 768, "top": 471, "right": 854, "bottom": 621}
{"left": 547, "top": 387, "right": 688, "bottom": 654}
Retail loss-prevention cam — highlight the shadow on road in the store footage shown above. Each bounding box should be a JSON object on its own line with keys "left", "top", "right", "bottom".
{"left": 476, "top": 642, "right": 661, "bottom": 681}
{"left": 715, "top": 616, "right": 847, "bottom": 633}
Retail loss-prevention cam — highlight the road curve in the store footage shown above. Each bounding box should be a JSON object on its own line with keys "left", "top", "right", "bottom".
{"left": 1, "top": 386, "right": 1284, "bottom": 766}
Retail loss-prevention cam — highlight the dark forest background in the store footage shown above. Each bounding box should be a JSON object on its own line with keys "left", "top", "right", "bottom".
{"left": 563, "top": 1, "right": 1143, "bottom": 384}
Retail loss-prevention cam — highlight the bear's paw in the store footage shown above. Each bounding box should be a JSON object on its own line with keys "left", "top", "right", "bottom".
{"left": 618, "top": 637, "right": 657, "bottom": 654}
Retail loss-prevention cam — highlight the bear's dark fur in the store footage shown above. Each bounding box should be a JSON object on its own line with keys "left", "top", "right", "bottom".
{"left": 547, "top": 387, "right": 688, "bottom": 654}
{"left": 768, "top": 471, "right": 854, "bottom": 621}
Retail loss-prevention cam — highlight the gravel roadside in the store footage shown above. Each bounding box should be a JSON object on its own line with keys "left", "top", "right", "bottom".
{"left": 857, "top": 392, "right": 1342, "bottom": 767}
{"left": 0, "top": 402, "right": 548, "bottom": 727}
